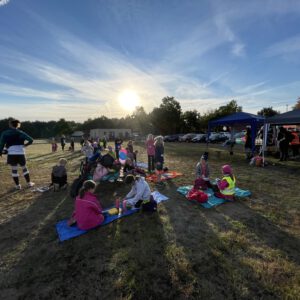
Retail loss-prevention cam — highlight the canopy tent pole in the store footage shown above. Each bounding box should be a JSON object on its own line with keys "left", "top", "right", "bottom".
{"left": 250, "top": 120, "right": 257, "bottom": 155}
{"left": 262, "top": 122, "right": 268, "bottom": 165}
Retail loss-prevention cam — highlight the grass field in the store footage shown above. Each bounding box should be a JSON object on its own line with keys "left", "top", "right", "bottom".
{"left": 0, "top": 142, "right": 299, "bottom": 299}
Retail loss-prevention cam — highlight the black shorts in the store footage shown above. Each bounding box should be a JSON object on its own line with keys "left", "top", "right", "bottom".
{"left": 7, "top": 155, "right": 26, "bottom": 166}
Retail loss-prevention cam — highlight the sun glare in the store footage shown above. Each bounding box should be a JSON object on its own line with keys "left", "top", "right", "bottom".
{"left": 118, "top": 90, "right": 141, "bottom": 112}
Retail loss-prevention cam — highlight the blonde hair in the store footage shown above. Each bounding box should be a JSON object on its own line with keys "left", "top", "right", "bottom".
{"left": 59, "top": 158, "right": 67, "bottom": 166}
{"left": 154, "top": 135, "right": 164, "bottom": 147}
{"left": 147, "top": 134, "right": 154, "bottom": 141}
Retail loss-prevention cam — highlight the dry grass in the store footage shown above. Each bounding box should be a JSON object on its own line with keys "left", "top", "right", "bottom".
{"left": 0, "top": 142, "right": 299, "bottom": 299}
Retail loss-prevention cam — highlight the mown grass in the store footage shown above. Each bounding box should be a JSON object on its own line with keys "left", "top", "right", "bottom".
{"left": 0, "top": 142, "right": 299, "bottom": 299}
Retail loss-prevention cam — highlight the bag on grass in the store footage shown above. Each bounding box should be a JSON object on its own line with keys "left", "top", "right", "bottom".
{"left": 187, "top": 188, "right": 208, "bottom": 203}
{"left": 141, "top": 195, "right": 157, "bottom": 212}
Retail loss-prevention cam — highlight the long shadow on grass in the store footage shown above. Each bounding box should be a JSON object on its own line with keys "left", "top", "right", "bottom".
{"left": 163, "top": 180, "right": 281, "bottom": 299}
{"left": 218, "top": 201, "right": 300, "bottom": 265}
{"left": 0, "top": 181, "right": 176, "bottom": 299}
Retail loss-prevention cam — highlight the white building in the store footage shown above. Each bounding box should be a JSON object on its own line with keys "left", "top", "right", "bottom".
{"left": 90, "top": 128, "right": 132, "bottom": 140}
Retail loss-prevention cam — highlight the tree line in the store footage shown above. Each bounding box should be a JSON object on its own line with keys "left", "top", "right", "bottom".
{"left": 0, "top": 96, "right": 299, "bottom": 138}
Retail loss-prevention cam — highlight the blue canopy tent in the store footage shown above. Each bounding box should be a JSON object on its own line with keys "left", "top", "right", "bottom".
{"left": 208, "top": 112, "right": 265, "bottom": 153}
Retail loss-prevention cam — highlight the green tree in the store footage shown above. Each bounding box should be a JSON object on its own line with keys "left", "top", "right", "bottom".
{"left": 150, "top": 96, "right": 182, "bottom": 134}
{"left": 54, "top": 118, "right": 73, "bottom": 136}
{"left": 293, "top": 97, "right": 300, "bottom": 110}
{"left": 181, "top": 110, "right": 201, "bottom": 132}
{"left": 257, "top": 107, "right": 279, "bottom": 117}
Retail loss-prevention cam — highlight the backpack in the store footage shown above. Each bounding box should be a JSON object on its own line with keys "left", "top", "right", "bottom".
{"left": 99, "top": 154, "right": 115, "bottom": 168}
{"left": 141, "top": 196, "right": 157, "bottom": 212}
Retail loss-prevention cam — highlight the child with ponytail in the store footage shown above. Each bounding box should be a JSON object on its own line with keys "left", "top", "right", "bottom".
{"left": 68, "top": 180, "right": 104, "bottom": 230}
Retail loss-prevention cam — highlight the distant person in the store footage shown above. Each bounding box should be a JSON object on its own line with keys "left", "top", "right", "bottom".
{"left": 51, "top": 158, "right": 68, "bottom": 191}
{"left": 80, "top": 138, "right": 85, "bottom": 147}
{"left": 81, "top": 141, "right": 94, "bottom": 163}
{"left": 154, "top": 136, "right": 165, "bottom": 185}
{"left": 146, "top": 134, "right": 155, "bottom": 173}
{"left": 60, "top": 135, "right": 66, "bottom": 151}
{"left": 102, "top": 134, "right": 108, "bottom": 149}
{"left": 277, "top": 127, "right": 289, "bottom": 161}
{"left": 70, "top": 138, "right": 75, "bottom": 152}
{"left": 244, "top": 127, "right": 252, "bottom": 160}
{"left": 51, "top": 138, "right": 58, "bottom": 152}
{"left": 68, "top": 180, "right": 104, "bottom": 230}
{"left": 0, "top": 119, "right": 35, "bottom": 189}
{"left": 114, "top": 138, "right": 123, "bottom": 160}
{"left": 214, "top": 165, "right": 236, "bottom": 201}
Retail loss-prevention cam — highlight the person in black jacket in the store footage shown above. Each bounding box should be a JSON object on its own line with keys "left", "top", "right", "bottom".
{"left": 277, "top": 127, "right": 289, "bottom": 161}
{"left": 244, "top": 127, "right": 252, "bottom": 160}
{"left": 0, "top": 119, "right": 35, "bottom": 189}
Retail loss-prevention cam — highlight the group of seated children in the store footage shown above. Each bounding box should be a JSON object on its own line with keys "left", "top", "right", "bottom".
{"left": 195, "top": 152, "right": 236, "bottom": 201}
{"left": 68, "top": 174, "right": 155, "bottom": 230}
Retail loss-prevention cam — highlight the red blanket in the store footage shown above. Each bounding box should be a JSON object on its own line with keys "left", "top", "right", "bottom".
{"left": 146, "top": 171, "right": 183, "bottom": 182}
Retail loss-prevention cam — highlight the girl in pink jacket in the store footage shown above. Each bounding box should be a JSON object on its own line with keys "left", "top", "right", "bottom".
{"left": 69, "top": 180, "right": 104, "bottom": 230}
{"left": 146, "top": 134, "right": 155, "bottom": 173}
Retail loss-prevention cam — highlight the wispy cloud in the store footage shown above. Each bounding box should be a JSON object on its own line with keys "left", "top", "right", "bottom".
{"left": 264, "top": 34, "right": 300, "bottom": 59}
{"left": 0, "top": 0, "right": 10, "bottom": 7}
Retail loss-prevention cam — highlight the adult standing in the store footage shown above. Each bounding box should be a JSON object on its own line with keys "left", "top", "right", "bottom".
{"left": 103, "top": 134, "right": 107, "bottom": 149}
{"left": 145, "top": 134, "right": 155, "bottom": 172}
{"left": 244, "top": 127, "right": 252, "bottom": 160}
{"left": 277, "top": 127, "right": 289, "bottom": 161}
{"left": 0, "top": 119, "right": 35, "bottom": 189}
{"left": 70, "top": 137, "right": 75, "bottom": 152}
{"left": 60, "top": 135, "right": 66, "bottom": 151}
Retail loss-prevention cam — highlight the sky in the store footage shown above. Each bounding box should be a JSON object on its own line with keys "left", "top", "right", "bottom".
{"left": 0, "top": 0, "right": 300, "bottom": 122}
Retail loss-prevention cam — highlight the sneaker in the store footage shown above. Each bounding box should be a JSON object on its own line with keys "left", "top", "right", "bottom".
{"left": 27, "top": 182, "right": 35, "bottom": 188}
{"left": 15, "top": 184, "right": 22, "bottom": 190}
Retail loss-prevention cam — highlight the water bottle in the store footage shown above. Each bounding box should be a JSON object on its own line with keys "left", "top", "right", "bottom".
{"left": 115, "top": 198, "right": 120, "bottom": 209}
{"left": 122, "top": 200, "right": 127, "bottom": 213}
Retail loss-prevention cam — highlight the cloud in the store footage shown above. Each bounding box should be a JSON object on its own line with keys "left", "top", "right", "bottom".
{"left": 231, "top": 43, "right": 245, "bottom": 57}
{"left": 0, "top": 0, "right": 10, "bottom": 7}
{"left": 264, "top": 35, "right": 300, "bottom": 59}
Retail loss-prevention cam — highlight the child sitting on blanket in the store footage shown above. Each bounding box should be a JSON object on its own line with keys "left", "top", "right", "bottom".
{"left": 195, "top": 152, "right": 211, "bottom": 189}
{"left": 214, "top": 164, "right": 236, "bottom": 201}
{"left": 68, "top": 180, "right": 104, "bottom": 230}
{"left": 51, "top": 158, "right": 68, "bottom": 191}
{"left": 123, "top": 175, "right": 152, "bottom": 209}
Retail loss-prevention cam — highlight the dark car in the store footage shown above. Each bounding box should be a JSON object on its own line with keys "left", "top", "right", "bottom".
{"left": 164, "top": 134, "right": 184, "bottom": 142}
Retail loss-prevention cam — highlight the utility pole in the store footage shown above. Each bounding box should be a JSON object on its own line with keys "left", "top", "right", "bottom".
{"left": 286, "top": 104, "right": 288, "bottom": 112}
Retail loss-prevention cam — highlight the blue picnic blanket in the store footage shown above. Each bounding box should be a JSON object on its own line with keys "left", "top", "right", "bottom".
{"left": 56, "top": 191, "right": 169, "bottom": 242}
{"left": 177, "top": 186, "right": 251, "bottom": 208}
{"left": 56, "top": 207, "right": 139, "bottom": 242}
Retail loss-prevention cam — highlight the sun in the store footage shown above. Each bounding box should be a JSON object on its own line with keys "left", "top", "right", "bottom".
{"left": 118, "top": 89, "right": 141, "bottom": 112}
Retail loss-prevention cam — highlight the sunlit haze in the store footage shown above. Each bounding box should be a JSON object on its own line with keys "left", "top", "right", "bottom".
{"left": 0, "top": 0, "right": 300, "bottom": 121}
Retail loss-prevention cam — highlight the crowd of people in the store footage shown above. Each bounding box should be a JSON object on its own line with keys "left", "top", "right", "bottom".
{"left": 2, "top": 118, "right": 296, "bottom": 232}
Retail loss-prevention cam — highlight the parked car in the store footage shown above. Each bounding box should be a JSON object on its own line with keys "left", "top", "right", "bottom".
{"left": 192, "top": 134, "right": 207, "bottom": 143}
{"left": 179, "top": 133, "right": 197, "bottom": 142}
{"left": 164, "top": 134, "right": 184, "bottom": 142}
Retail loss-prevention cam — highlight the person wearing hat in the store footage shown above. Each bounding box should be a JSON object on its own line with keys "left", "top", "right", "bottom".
{"left": 214, "top": 164, "right": 236, "bottom": 201}
{"left": 0, "top": 119, "right": 35, "bottom": 190}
